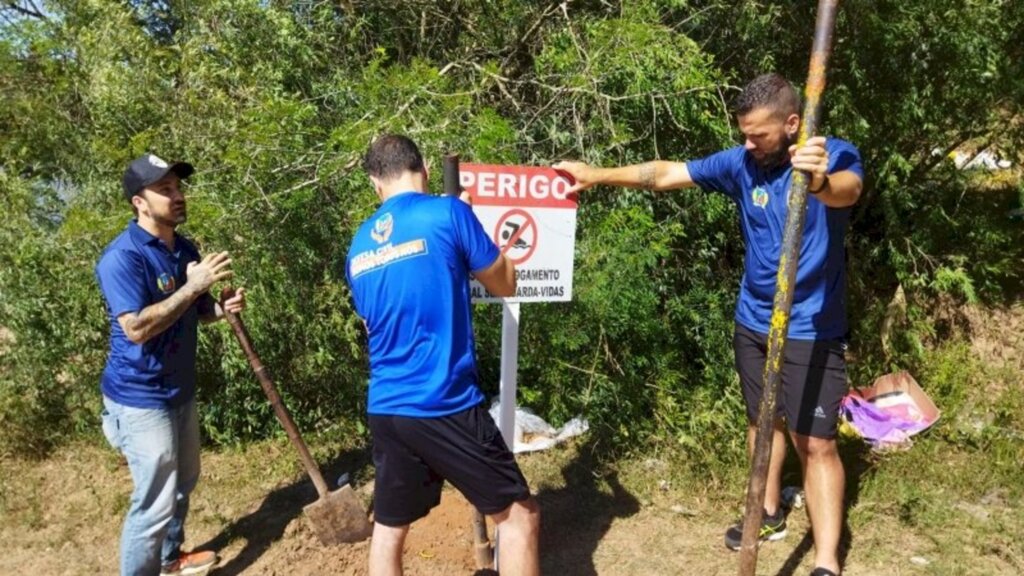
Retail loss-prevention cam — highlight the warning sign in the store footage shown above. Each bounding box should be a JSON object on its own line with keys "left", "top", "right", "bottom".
{"left": 494, "top": 209, "right": 538, "bottom": 265}
{"left": 460, "top": 164, "right": 577, "bottom": 303}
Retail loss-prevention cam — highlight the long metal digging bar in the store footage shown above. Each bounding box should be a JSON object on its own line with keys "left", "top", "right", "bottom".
{"left": 443, "top": 153, "right": 496, "bottom": 570}
{"left": 738, "top": 1, "right": 842, "bottom": 575}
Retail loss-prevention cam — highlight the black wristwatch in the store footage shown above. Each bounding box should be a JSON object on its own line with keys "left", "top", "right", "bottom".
{"left": 810, "top": 175, "right": 830, "bottom": 194}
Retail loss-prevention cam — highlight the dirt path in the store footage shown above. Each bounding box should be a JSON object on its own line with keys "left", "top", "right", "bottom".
{"left": 2, "top": 435, "right": 1016, "bottom": 576}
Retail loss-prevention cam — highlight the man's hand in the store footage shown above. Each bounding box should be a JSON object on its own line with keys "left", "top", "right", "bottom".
{"left": 789, "top": 136, "right": 830, "bottom": 192}
{"left": 186, "top": 251, "right": 233, "bottom": 294}
{"left": 553, "top": 160, "right": 693, "bottom": 192}
{"left": 118, "top": 256, "right": 233, "bottom": 343}
{"left": 552, "top": 161, "right": 599, "bottom": 194}
{"left": 222, "top": 287, "right": 246, "bottom": 314}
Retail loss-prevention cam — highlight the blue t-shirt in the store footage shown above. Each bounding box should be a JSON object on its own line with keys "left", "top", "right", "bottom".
{"left": 687, "top": 138, "right": 864, "bottom": 340}
{"left": 346, "top": 192, "right": 500, "bottom": 417}
{"left": 95, "top": 220, "right": 214, "bottom": 409}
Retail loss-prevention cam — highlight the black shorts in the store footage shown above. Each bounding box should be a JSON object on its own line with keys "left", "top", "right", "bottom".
{"left": 368, "top": 403, "right": 531, "bottom": 527}
{"left": 733, "top": 323, "right": 848, "bottom": 439}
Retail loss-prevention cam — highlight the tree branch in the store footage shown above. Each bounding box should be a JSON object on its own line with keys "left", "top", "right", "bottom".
{"left": 5, "top": 1, "right": 48, "bottom": 20}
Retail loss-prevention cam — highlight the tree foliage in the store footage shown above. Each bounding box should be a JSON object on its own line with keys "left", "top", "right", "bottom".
{"left": 1, "top": 0, "right": 1021, "bottom": 459}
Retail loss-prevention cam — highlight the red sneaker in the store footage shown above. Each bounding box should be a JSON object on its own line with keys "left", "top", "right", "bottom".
{"left": 160, "top": 550, "right": 218, "bottom": 575}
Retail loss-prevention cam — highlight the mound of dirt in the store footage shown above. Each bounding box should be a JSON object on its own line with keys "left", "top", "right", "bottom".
{"left": 212, "top": 488, "right": 482, "bottom": 575}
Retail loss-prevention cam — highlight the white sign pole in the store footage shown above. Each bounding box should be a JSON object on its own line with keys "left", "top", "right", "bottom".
{"left": 459, "top": 163, "right": 573, "bottom": 570}
{"left": 493, "top": 300, "right": 520, "bottom": 569}
{"left": 498, "top": 301, "right": 521, "bottom": 447}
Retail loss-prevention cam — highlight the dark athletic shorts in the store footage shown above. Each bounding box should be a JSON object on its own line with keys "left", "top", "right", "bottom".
{"left": 368, "top": 402, "right": 531, "bottom": 527}
{"left": 733, "top": 323, "right": 849, "bottom": 439}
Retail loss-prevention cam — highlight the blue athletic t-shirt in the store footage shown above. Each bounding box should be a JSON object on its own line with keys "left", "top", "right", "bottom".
{"left": 687, "top": 138, "right": 864, "bottom": 340}
{"left": 346, "top": 192, "right": 500, "bottom": 417}
{"left": 95, "top": 220, "right": 215, "bottom": 409}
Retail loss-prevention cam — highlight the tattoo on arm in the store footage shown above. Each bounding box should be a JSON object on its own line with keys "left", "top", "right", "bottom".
{"left": 120, "top": 286, "right": 201, "bottom": 344}
{"left": 639, "top": 163, "right": 657, "bottom": 189}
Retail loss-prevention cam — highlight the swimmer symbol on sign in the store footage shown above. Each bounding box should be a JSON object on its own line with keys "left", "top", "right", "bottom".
{"left": 493, "top": 209, "right": 538, "bottom": 265}
{"left": 501, "top": 221, "right": 531, "bottom": 249}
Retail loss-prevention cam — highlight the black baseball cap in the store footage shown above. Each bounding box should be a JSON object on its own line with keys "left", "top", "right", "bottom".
{"left": 122, "top": 154, "right": 195, "bottom": 201}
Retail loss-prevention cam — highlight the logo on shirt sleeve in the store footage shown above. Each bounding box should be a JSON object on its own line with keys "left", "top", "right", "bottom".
{"left": 371, "top": 213, "right": 393, "bottom": 244}
{"left": 156, "top": 272, "right": 177, "bottom": 294}
{"left": 751, "top": 186, "right": 769, "bottom": 209}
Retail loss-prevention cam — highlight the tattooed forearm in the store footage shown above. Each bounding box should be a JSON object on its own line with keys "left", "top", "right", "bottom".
{"left": 638, "top": 163, "right": 657, "bottom": 189}
{"left": 119, "top": 285, "right": 203, "bottom": 344}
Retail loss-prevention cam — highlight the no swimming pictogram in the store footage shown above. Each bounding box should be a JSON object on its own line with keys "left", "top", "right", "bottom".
{"left": 494, "top": 208, "right": 537, "bottom": 265}
{"left": 461, "top": 163, "right": 576, "bottom": 303}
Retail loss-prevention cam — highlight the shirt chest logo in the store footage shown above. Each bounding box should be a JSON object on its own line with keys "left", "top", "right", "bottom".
{"left": 157, "top": 272, "right": 177, "bottom": 294}
{"left": 751, "top": 186, "right": 769, "bottom": 209}
{"left": 371, "top": 213, "right": 394, "bottom": 244}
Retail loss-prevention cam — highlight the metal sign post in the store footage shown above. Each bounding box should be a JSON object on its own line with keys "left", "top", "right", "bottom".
{"left": 498, "top": 302, "right": 521, "bottom": 449}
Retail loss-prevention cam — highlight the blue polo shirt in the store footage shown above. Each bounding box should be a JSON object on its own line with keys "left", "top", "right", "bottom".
{"left": 346, "top": 192, "right": 500, "bottom": 417}
{"left": 95, "top": 220, "right": 214, "bottom": 409}
{"left": 687, "top": 138, "right": 864, "bottom": 340}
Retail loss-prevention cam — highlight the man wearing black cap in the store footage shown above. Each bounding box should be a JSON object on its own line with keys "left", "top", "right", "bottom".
{"left": 96, "top": 154, "right": 245, "bottom": 575}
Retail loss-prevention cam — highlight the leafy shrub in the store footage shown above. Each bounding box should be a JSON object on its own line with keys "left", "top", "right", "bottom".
{"left": 0, "top": 1, "right": 1021, "bottom": 466}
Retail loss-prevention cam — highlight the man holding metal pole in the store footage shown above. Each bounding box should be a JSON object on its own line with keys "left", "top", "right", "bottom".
{"left": 555, "top": 73, "right": 863, "bottom": 576}
{"left": 346, "top": 134, "right": 540, "bottom": 576}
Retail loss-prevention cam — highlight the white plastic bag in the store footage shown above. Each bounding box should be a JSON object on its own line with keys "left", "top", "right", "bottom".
{"left": 488, "top": 400, "right": 589, "bottom": 453}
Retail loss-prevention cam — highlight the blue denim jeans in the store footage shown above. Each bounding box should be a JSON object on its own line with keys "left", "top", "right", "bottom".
{"left": 102, "top": 396, "right": 201, "bottom": 576}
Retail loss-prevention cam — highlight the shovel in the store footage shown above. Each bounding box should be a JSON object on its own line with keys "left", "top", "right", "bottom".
{"left": 220, "top": 287, "right": 373, "bottom": 545}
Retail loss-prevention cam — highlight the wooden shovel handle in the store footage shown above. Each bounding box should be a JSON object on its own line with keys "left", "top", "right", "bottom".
{"left": 472, "top": 509, "right": 493, "bottom": 569}
{"left": 220, "top": 287, "right": 330, "bottom": 498}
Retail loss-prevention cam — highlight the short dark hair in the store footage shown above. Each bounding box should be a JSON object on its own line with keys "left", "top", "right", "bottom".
{"left": 363, "top": 134, "right": 425, "bottom": 181}
{"left": 734, "top": 73, "right": 801, "bottom": 119}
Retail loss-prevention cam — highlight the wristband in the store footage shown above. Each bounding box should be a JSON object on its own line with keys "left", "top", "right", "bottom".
{"left": 809, "top": 175, "right": 830, "bottom": 194}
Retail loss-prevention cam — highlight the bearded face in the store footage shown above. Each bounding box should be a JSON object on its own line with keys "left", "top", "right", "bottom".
{"left": 737, "top": 107, "right": 800, "bottom": 169}
{"left": 136, "top": 174, "right": 187, "bottom": 227}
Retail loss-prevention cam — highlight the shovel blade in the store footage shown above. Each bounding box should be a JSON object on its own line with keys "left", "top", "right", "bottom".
{"left": 303, "top": 484, "right": 373, "bottom": 545}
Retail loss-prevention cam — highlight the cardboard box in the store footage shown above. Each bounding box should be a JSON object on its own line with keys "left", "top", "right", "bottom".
{"left": 851, "top": 370, "right": 941, "bottom": 430}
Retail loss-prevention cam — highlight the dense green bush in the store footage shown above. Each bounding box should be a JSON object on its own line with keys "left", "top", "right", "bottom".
{"left": 1, "top": 1, "right": 1021, "bottom": 462}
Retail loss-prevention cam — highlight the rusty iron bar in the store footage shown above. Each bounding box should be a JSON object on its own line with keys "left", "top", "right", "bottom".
{"left": 443, "top": 154, "right": 461, "bottom": 198}
{"left": 738, "top": 1, "right": 842, "bottom": 575}
{"left": 443, "top": 153, "right": 495, "bottom": 570}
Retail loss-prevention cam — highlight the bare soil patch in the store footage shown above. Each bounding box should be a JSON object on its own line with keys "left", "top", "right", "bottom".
{"left": 2, "top": 437, "right": 1019, "bottom": 575}
{"left": 964, "top": 303, "right": 1024, "bottom": 373}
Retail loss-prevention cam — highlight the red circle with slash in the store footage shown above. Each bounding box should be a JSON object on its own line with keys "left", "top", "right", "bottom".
{"left": 493, "top": 209, "right": 538, "bottom": 265}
